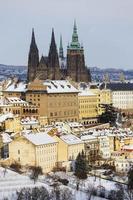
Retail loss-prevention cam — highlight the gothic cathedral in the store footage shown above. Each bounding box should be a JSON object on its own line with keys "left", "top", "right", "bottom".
{"left": 27, "top": 22, "right": 91, "bottom": 83}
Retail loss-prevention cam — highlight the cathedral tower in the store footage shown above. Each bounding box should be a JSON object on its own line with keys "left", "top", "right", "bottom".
{"left": 27, "top": 29, "right": 39, "bottom": 82}
{"left": 36, "top": 55, "right": 48, "bottom": 80}
{"left": 48, "top": 29, "right": 61, "bottom": 80}
{"left": 67, "top": 21, "right": 91, "bottom": 82}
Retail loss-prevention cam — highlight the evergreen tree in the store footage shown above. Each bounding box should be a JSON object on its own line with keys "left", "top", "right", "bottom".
{"left": 74, "top": 151, "right": 87, "bottom": 180}
{"left": 99, "top": 104, "right": 117, "bottom": 126}
{"left": 128, "top": 167, "right": 133, "bottom": 190}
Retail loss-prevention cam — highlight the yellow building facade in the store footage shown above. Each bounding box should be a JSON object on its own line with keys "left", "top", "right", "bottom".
{"left": 90, "top": 88, "right": 112, "bottom": 115}
{"left": 78, "top": 90, "right": 98, "bottom": 125}
{"left": 9, "top": 132, "right": 58, "bottom": 173}
{"left": 26, "top": 79, "right": 79, "bottom": 124}
{"left": 54, "top": 134, "right": 84, "bottom": 163}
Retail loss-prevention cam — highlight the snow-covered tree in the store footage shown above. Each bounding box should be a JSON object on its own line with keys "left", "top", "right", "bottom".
{"left": 60, "top": 187, "right": 74, "bottom": 200}
{"left": 16, "top": 186, "right": 50, "bottom": 200}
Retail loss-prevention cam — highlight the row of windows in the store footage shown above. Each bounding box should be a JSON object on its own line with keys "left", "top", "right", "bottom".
{"left": 30, "top": 94, "right": 40, "bottom": 97}
{"left": 49, "top": 102, "right": 77, "bottom": 107}
{"left": 79, "top": 100, "right": 97, "bottom": 103}
{"left": 13, "top": 110, "right": 20, "bottom": 115}
{"left": 50, "top": 110, "right": 77, "bottom": 117}
{"left": 83, "top": 121, "right": 97, "bottom": 125}
{"left": 50, "top": 118, "right": 78, "bottom": 123}
{"left": 29, "top": 102, "right": 40, "bottom": 106}
{"left": 37, "top": 148, "right": 56, "bottom": 154}
{"left": 80, "top": 105, "right": 97, "bottom": 109}
{"left": 113, "top": 92, "right": 133, "bottom": 95}
{"left": 80, "top": 110, "right": 97, "bottom": 114}
{"left": 38, "top": 156, "right": 56, "bottom": 162}
{"left": 49, "top": 94, "right": 77, "bottom": 98}
{"left": 116, "top": 163, "right": 131, "bottom": 167}
{"left": 8, "top": 93, "right": 20, "bottom": 96}
{"left": 37, "top": 144, "right": 56, "bottom": 148}
{"left": 30, "top": 98, "right": 40, "bottom": 101}
{"left": 23, "top": 109, "right": 38, "bottom": 114}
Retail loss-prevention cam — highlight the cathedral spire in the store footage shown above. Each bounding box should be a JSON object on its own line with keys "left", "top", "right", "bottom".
{"left": 69, "top": 20, "right": 80, "bottom": 49}
{"left": 51, "top": 28, "right": 56, "bottom": 48}
{"left": 59, "top": 35, "right": 64, "bottom": 59}
{"left": 27, "top": 28, "right": 39, "bottom": 82}
{"left": 31, "top": 28, "right": 35, "bottom": 45}
{"left": 48, "top": 29, "right": 61, "bottom": 80}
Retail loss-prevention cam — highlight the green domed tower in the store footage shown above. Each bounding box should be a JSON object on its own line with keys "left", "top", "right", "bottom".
{"left": 67, "top": 21, "right": 91, "bottom": 82}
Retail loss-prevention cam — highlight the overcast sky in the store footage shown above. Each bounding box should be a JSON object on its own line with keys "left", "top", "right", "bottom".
{"left": 0, "top": 0, "right": 133, "bottom": 69}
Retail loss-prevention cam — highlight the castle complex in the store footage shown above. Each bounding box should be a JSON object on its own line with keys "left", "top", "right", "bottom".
{"left": 27, "top": 22, "right": 91, "bottom": 83}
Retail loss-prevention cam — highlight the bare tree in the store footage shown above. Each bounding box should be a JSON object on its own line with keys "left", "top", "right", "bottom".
{"left": 86, "top": 184, "right": 97, "bottom": 200}
{"left": 50, "top": 182, "right": 60, "bottom": 200}
{"left": 29, "top": 166, "right": 43, "bottom": 184}
{"left": 60, "top": 187, "right": 74, "bottom": 200}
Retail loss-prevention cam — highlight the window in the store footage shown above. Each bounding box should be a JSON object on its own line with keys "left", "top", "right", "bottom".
{"left": 18, "top": 150, "right": 20, "bottom": 154}
{"left": 55, "top": 112, "right": 57, "bottom": 116}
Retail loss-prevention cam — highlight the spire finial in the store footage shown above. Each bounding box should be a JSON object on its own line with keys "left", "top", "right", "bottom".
{"left": 69, "top": 20, "right": 80, "bottom": 49}
{"left": 31, "top": 28, "right": 37, "bottom": 46}
{"left": 51, "top": 28, "right": 56, "bottom": 46}
{"left": 74, "top": 19, "right": 77, "bottom": 33}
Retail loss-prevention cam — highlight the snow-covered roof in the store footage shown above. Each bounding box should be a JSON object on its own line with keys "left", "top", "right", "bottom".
{"left": 21, "top": 117, "right": 39, "bottom": 125}
{"left": 5, "top": 82, "right": 27, "bottom": 92}
{"left": 1, "top": 133, "right": 12, "bottom": 143}
{"left": 7, "top": 97, "right": 27, "bottom": 104}
{"left": 43, "top": 80, "right": 79, "bottom": 93}
{"left": 78, "top": 90, "right": 96, "bottom": 96}
{"left": 60, "top": 134, "right": 84, "bottom": 145}
{"left": 122, "top": 144, "right": 133, "bottom": 150}
{"left": 68, "top": 122, "right": 83, "bottom": 128}
{"left": 23, "top": 132, "right": 57, "bottom": 145}
{"left": 81, "top": 135, "right": 97, "bottom": 141}
{"left": 0, "top": 113, "right": 14, "bottom": 123}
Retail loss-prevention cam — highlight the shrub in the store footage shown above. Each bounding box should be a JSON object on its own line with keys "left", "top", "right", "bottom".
{"left": 10, "top": 162, "right": 21, "bottom": 172}
{"left": 58, "top": 178, "right": 69, "bottom": 185}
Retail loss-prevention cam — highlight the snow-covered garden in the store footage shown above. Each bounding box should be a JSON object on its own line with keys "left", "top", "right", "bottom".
{"left": 0, "top": 167, "right": 117, "bottom": 200}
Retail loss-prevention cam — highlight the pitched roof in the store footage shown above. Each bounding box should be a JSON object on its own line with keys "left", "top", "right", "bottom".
{"left": 43, "top": 80, "right": 79, "bottom": 93}
{"left": 60, "top": 134, "right": 84, "bottom": 145}
{"left": 23, "top": 132, "right": 57, "bottom": 145}
{"left": 101, "top": 82, "right": 133, "bottom": 91}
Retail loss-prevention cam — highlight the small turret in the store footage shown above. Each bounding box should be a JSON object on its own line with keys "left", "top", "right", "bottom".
{"left": 59, "top": 35, "right": 64, "bottom": 59}
{"left": 119, "top": 72, "right": 125, "bottom": 83}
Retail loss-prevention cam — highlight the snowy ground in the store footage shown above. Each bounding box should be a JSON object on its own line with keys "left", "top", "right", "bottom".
{"left": 0, "top": 167, "right": 48, "bottom": 200}
{"left": 54, "top": 171, "right": 116, "bottom": 191}
{"left": 0, "top": 167, "right": 112, "bottom": 200}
